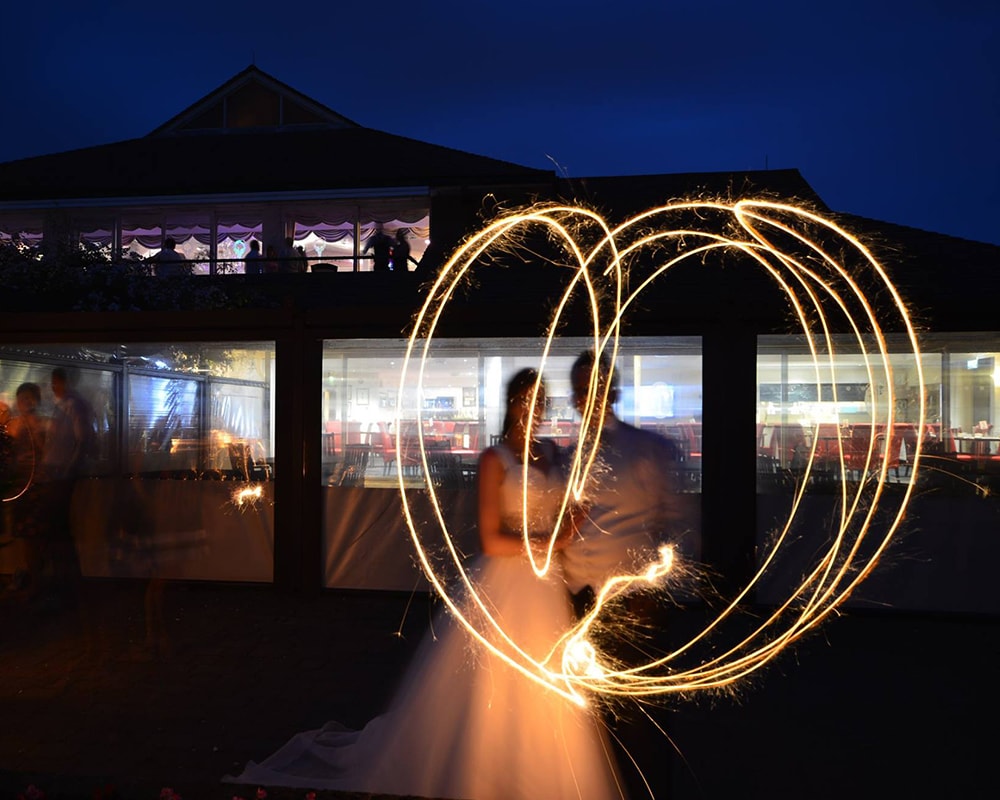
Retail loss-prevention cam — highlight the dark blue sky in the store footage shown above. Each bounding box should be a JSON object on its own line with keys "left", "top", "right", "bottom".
{"left": 2, "top": 1, "right": 997, "bottom": 244}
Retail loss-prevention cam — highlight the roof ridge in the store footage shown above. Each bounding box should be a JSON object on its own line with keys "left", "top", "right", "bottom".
{"left": 147, "top": 65, "right": 360, "bottom": 136}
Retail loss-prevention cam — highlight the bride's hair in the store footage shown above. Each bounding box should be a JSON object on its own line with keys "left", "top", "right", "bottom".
{"left": 501, "top": 368, "right": 545, "bottom": 440}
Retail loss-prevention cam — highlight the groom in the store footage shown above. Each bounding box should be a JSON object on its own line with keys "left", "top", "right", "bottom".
{"left": 560, "top": 349, "right": 684, "bottom": 799}
{"left": 560, "top": 349, "right": 683, "bottom": 626}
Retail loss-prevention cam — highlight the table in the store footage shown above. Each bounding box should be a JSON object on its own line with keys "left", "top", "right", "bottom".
{"left": 954, "top": 434, "right": 1000, "bottom": 457}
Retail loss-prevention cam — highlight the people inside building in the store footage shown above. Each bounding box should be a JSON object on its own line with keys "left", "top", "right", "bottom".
{"left": 363, "top": 224, "right": 393, "bottom": 273}
{"left": 154, "top": 237, "right": 190, "bottom": 277}
{"left": 36, "top": 367, "right": 96, "bottom": 609}
{"left": 244, "top": 240, "right": 264, "bottom": 274}
{"left": 391, "top": 229, "right": 417, "bottom": 273}
{"left": 4, "top": 382, "right": 48, "bottom": 596}
{"left": 278, "top": 237, "right": 307, "bottom": 273}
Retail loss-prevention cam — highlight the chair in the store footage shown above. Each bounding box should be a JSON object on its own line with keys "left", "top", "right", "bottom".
{"left": 336, "top": 443, "right": 371, "bottom": 487}
{"left": 321, "top": 432, "right": 337, "bottom": 460}
{"left": 811, "top": 423, "right": 844, "bottom": 471}
{"left": 843, "top": 424, "right": 876, "bottom": 479}
{"left": 375, "top": 422, "right": 398, "bottom": 475}
{"left": 396, "top": 424, "right": 428, "bottom": 477}
{"left": 228, "top": 442, "right": 270, "bottom": 481}
{"left": 427, "top": 450, "right": 472, "bottom": 489}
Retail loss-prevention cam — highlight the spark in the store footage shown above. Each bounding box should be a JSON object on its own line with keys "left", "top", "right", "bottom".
{"left": 394, "top": 199, "right": 923, "bottom": 704}
{"left": 232, "top": 484, "right": 264, "bottom": 508}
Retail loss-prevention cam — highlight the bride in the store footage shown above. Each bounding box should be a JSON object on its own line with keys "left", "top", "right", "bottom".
{"left": 227, "top": 368, "right": 628, "bottom": 799}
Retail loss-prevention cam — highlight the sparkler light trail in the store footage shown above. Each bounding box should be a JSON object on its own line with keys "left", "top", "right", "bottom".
{"left": 400, "top": 198, "right": 925, "bottom": 705}
{"left": 0, "top": 423, "right": 37, "bottom": 504}
{"left": 232, "top": 484, "right": 264, "bottom": 508}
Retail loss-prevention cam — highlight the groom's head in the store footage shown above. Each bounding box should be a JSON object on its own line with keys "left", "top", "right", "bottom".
{"left": 570, "top": 350, "right": 618, "bottom": 419}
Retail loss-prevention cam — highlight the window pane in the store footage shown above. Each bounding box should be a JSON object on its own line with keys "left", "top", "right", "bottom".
{"left": 320, "top": 337, "right": 702, "bottom": 591}
{"left": 0, "top": 215, "right": 43, "bottom": 253}
{"left": 76, "top": 219, "right": 115, "bottom": 259}
{"left": 218, "top": 220, "right": 263, "bottom": 274}
{"left": 165, "top": 220, "right": 211, "bottom": 275}
{"left": 359, "top": 218, "right": 430, "bottom": 273}
{"left": 0, "top": 341, "right": 275, "bottom": 585}
{"left": 755, "top": 332, "right": 1000, "bottom": 615}
{"left": 121, "top": 220, "right": 161, "bottom": 262}
{"left": 295, "top": 225, "right": 356, "bottom": 272}
{"left": 757, "top": 336, "right": 934, "bottom": 486}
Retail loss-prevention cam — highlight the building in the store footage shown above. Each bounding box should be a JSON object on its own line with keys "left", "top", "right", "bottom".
{"left": 0, "top": 66, "right": 997, "bottom": 619}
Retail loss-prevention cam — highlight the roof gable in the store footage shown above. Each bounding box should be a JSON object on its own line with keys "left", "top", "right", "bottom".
{"left": 149, "top": 65, "right": 359, "bottom": 135}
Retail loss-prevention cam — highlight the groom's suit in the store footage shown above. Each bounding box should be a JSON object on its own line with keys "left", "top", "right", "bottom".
{"left": 561, "top": 414, "right": 682, "bottom": 611}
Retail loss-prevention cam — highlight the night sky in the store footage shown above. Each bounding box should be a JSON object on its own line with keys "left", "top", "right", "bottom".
{"left": 1, "top": 1, "right": 997, "bottom": 245}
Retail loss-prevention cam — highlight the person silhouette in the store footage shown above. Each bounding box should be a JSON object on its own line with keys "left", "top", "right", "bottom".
{"left": 243, "top": 240, "right": 264, "bottom": 274}
{"left": 4, "top": 382, "right": 48, "bottom": 596}
{"left": 560, "top": 349, "right": 684, "bottom": 800}
{"left": 278, "top": 237, "right": 306, "bottom": 273}
{"left": 363, "top": 224, "right": 393, "bottom": 273}
{"left": 561, "top": 349, "right": 683, "bottom": 619}
{"left": 36, "top": 367, "right": 96, "bottom": 610}
{"left": 154, "top": 237, "right": 189, "bottom": 277}
{"left": 391, "top": 229, "right": 417, "bottom": 274}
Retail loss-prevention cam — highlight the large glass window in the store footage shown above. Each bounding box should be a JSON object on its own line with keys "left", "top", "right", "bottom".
{"left": 291, "top": 198, "right": 430, "bottom": 272}
{"left": 0, "top": 341, "right": 275, "bottom": 584}
{"left": 756, "top": 338, "right": 934, "bottom": 486}
{"left": 755, "top": 332, "right": 1000, "bottom": 615}
{"left": 320, "top": 337, "right": 703, "bottom": 490}
{"left": 218, "top": 218, "right": 263, "bottom": 274}
{"left": 76, "top": 218, "right": 116, "bottom": 259}
{"left": 944, "top": 349, "right": 1000, "bottom": 455}
{"left": 23, "top": 201, "right": 430, "bottom": 274}
{"left": 358, "top": 219, "right": 430, "bottom": 273}
{"left": 296, "top": 223, "right": 356, "bottom": 271}
{"left": 0, "top": 215, "right": 44, "bottom": 253}
{"left": 121, "top": 217, "right": 161, "bottom": 263}
{"left": 320, "top": 337, "right": 702, "bottom": 591}
{"left": 165, "top": 216, "right": 212, "bottom": 274}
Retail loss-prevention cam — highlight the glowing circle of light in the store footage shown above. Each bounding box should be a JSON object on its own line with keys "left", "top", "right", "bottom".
{"left": 394, "top": 199, "right": 925, "bottom": 705}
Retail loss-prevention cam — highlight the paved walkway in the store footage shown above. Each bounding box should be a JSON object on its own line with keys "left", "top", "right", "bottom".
{"left": 0, "top": 578, "right": 996, "bottom": 800}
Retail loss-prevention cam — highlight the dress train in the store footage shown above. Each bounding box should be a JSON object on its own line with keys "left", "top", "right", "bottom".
{"left": 227, "top": 554, "right": 627, "bottom": 799}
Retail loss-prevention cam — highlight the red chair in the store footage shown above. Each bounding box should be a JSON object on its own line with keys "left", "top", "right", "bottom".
{"left": 843, "top": 423, "right": 876, "bottom": 478}
{"left": 375, "top": 421, "right": 398, "bottom": 475}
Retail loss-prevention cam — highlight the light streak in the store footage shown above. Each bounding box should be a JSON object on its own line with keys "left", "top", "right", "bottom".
{"left": 1, "top": 425, "right": 38, "bottom": 504}
{"left": 232, "top": 484, "right": 264, "bottom": 508}
{"left": 396, "top": 199, "right": 924, "bottom": 705}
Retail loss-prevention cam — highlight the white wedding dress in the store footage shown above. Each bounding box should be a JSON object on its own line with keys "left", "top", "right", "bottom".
{"left": 227, "top": 444, "right": 627, "bottom": 800}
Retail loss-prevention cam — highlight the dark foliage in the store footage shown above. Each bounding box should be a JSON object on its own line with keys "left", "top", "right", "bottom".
{"left": 0, "top": 244, "right": 263, "bottom": 312}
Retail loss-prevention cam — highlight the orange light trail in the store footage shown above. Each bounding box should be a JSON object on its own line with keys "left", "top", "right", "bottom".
{"left": 1, "top": 426, "right": 38, "bottom": 503}
{"left": 232, "top": 484, "right": 264, "bottom": 508}
{"left": 395, "top": 199, "right": 923, "bottom": 705}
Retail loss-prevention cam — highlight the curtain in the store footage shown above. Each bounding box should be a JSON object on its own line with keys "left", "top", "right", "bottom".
{"left": 294, "top": 225, "right": 354, "bottom": 244}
